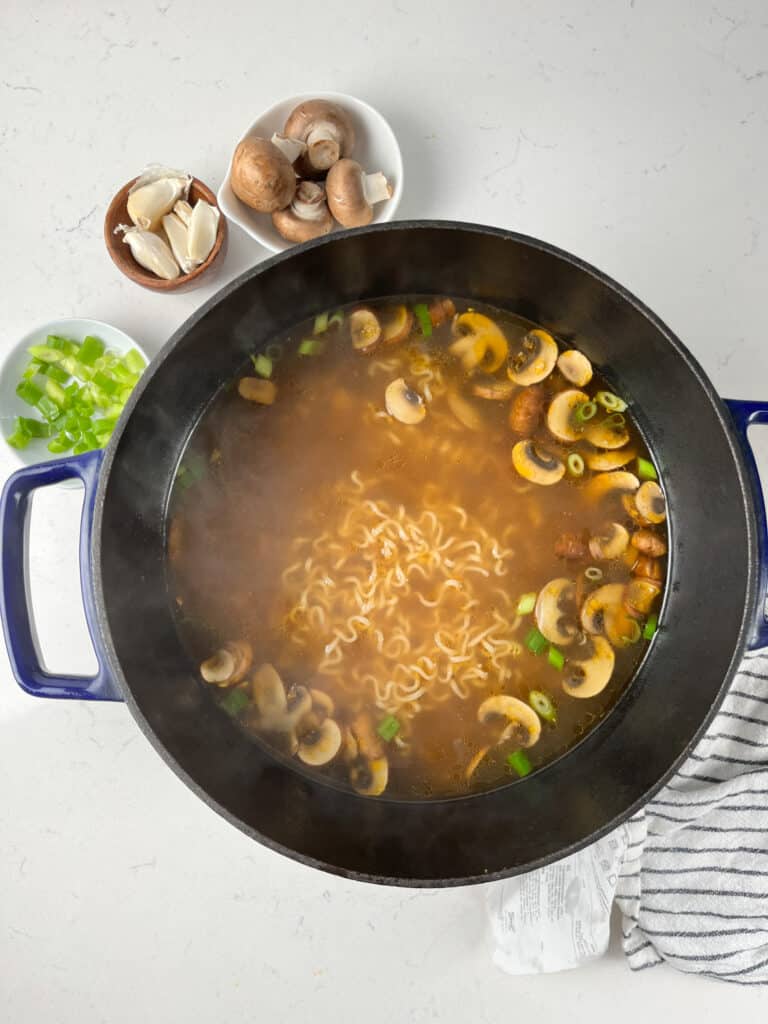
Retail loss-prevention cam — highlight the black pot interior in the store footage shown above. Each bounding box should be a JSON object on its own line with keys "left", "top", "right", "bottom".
{"left": 95, "top": 223, "right": 755, "bottom": 885}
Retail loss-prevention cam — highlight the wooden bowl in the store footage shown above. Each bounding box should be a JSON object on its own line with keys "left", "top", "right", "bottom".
{"left": 104, "top": 177, "right": 227, "bottom": 291}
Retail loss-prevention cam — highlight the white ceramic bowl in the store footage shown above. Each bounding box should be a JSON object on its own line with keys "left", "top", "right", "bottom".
{"left": 0, "top": 318, "right": 148, "bottom": 469}
{"left": 218, "top": 92, "right": 403, "bottom": 254}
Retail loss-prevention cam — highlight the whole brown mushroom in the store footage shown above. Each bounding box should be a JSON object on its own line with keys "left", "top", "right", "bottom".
{"left": 272, "top": 180, "right": 334, "bottom": 242}
{"left": 230, "top": 137, "right": 296, "bottom": 213}
{"left": 283, "top": 99, "right": 355, "bottom": 175}
{"left": 326, "top": 159, "right": 392, "bottom": 228}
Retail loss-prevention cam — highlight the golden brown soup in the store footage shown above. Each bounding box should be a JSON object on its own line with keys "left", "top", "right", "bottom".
{"left": 168, "top": 297, "right": 667, "bottom": 799}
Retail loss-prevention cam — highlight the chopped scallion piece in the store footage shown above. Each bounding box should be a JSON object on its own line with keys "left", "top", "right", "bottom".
{"left": 595, "top": 391, "right": 627, "bottom": 413}
{"left": 37, "top": 395, "right": 61, "bottom": 422}
{"left": 16, "top": 379, "right": 43, "bottom": 407}
{"left": 516, "top": 592, "right": 537, "bottom": 615}
{"left": 643, "top": 613, "right": 659, "bottom": 640}
{"left": 313, "top": 311, "right": 329, "bottom": 334}
{"left": 567, "top": 452, "right": 585, "bottom": 477}
{"left": 607, "top": 412, "right": 626, "bottom": 427}
{"left": 27, "top": 345, "right": 65, "bottom": 363}
{"left": 637, "top": 457, "right": 657, "bottom": 481}
{"left": 328, "top": 310, "right": 344, "bottom": 329}
{"left": 298, "top": 338, "right": 325, "bottom": 356}
{"left": 78, "top": 335, "right": 106, "bottom": 366}
{"left": 525, "top": 627, "right": 549, "bottom": 655}
{"left": 528, "top": 689, "right": 557, "bottom": 725}
{"left": 413, "top": 303, "right": 432, "bottom": 337}
{"left": 6, "top": 422, "right": 30, "bottom": 449}
{"left": 547, "top": 645, "right": 565, "bottom": 671}
{"left": 44, "top": 378, "right": 68, "bottom": 407}
{"left": 507, "top": 750, "right": 532, "bottom": 777}
{"left": 574, "top": 400, "right": 597, "bottom": 423}
{"left": 18, "top": 416, "right": 52, "bottom": 438}
{"left": 265, "top": 342, "right": 284, "bottom": 361}
{"left": 92, "top": 370, "right": 119, "bottom": 395}
{"left": 123, "top": 348, "right": 147, "bottom": 374}
{"left": 221, "top": 688, "right": 250, "bottom": 716}
{"left": 250, "top": 353, "right": 273, "bottom": 378}
{"left": 584, "top": 566, "right": 603, "bottom": 581}
{"left": 45, "top": 364, "right": 70, "bottom": 384}
{"left": 377, "top": 714, "right": 401, "bottom": 742}
{"left": 47, "top": 434, "right": 74, "bottom": 454}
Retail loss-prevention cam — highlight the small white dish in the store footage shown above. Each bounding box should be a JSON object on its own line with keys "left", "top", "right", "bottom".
{"left": 218, "top": 91, "right": 403, "bottom": 254}
{"left": 0, "top": 318, "right": 148, "bottom": 470}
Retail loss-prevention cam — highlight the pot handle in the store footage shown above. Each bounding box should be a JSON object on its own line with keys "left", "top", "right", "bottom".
{"left": 726, "top": 399, "right": 768, "bottom": 649}
{"left": 0, "top": 449, "right": 122, "bottom": 700}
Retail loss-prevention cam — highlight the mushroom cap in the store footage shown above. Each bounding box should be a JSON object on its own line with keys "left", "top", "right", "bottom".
{"left": 298, "top": 718, "right": 342, "bottom": 766}
{"left": 535, "top": 577, "right": 579, "bottom": 646}
{"left": 380, "top": 305, "right": 413, "bottom": 346}
{"left": 271, "top": 181, "right": 334, "bottom": 242}
{"left": 511, "top": 440, "right": 565, "bottom": 485}
{"left": 585, "top": 470, "right": 640, "bottom": 502}
{"left": 449, "top": 313, "right": 509, "bottom": 373}
{"left": 563, "top": 636, "right": 615, "bottom": 698}
{"left": 546, "top": 388, "right": 590, "bottom": 442}
{"left": 584, "top": 416, "right": 630, "bottom": 449}
{"left": 477, "top": 695, "right": 542, "bottom": 747}
{"left": 635, "top": 481, "right": 666, "bottom": 524}
{"left": 588, "top": 522, "right": 630, "bottom": 561}
{"left": 507, "top": 329, "right": 558, "bottom": 386}
{"left": 350, "top": 755, "right": 389, "bottom": 796}
{"left": 230, "top": 137, "right": 296, "bottom": 213}
{"left": 283, "top": 100, "right": 355, "bottom": 168}
{"left": 326, "top": 159, "right": 373, "bottom": 228}
{"left": 580, "top": 582, "right": 626, "bottom": 634}
{"left": 385, "top": 378, "right": 426, "bottom": 425}
{"left": 625, "top": 578, "right": 662, "bottom": 617}
{"left": 557, "top": 349, "right": 593, "bottom": 387}
{"left": 349, "top": 308, "right": 382, "bottom": 352}
{"left": 200, "top": 641, "right": 252, "bottom": 686}
{"left": 584, "top": 446, "right": 636, "bottom": 471}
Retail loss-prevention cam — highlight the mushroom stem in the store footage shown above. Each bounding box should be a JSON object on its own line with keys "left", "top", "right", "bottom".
{"left": 270, "top": 132, "right": 307, "bottom": 164}
{"left": 362, "top": 171, "right": 392, "bottom": 205}
{"left": 291, "top": 181, "right": 329, "bottom": 221}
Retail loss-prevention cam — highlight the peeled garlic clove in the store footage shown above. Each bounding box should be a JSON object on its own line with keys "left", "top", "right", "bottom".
{"left": 161, "top": 212, "right": 195, "bottom": 274}
{"left": 118, "top": 225, "right": 180, "bottom": 280}
{"left": 187, "top": 200, "right": 220, "bottom": 265}
{"left": 127, "top": 178, "right": 188, "bottom": 232}
{"left": 173, "top": 199, "right": 193, "bottom": 228}
{"left": 130, "top": 164, "right": 192, "bottom": 192}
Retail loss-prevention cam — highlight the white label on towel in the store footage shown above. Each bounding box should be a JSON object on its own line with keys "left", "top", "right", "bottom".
{"left": 487, "top": 825, "right": 629, "bottom": 974}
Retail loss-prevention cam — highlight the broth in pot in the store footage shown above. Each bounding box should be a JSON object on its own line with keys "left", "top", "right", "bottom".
{"left": 168, "top": 297, "right": 667, "bottom": 799}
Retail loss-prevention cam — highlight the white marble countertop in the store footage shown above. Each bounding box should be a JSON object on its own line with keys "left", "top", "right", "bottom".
{"left": 2, "top": 0, "right": 767, "bottom": 1019}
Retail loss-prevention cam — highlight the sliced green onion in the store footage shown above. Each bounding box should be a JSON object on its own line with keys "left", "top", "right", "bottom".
{"left": 6, "top": 421, "right": 30, "bottom": 449}
{"left": 507, "top": 750, "right": 532, "bottom": 778}
{"left": 596, "top": 391, "right": 627, "bottom": 413}
{"left": 328, "top": 310, "right": 344, "bottom": 329}
{"left": 44, "top": 378, "right": 68, "bottom": 406}
{"left": 516, "top": 592, "right": 537, "bottom": 615}
{"left": 265, "top": 342, "right": 284, "bottom": 361}
{"left": 377, "top": 714, "right": 401, "bottom": 742}
{"left": 92, "top": 371, "right": 119, "bottom": 395}
{"left": 298, "top": 338, "right": 325, "bottom": 356}
{"left": 221, "top": 688, "right": 250, "bottom": 716}
{"left": 22, "top": 361, "right": 43, "bottom": 380}
{"left": 607, "top": 412, "right": 626, "bottom": 427}
{"left": 45, "top": 364, "right": 70, "bottom": 384}
{"left": 46, "top": 335, "right": 75, "bottom": 353}
{"left": 16, "top": 379, "right": 44, "bottom": 407}
{"left": 525, "top": 627, "right": 549, "bottom": 655}
{"left": 529, "top": 689, "right": 557, "bottom": 725}
{"left": 17, "top": 416, "right": 52, "bottom": 438}
{"left": 547, "top": 645, "right": 565, "bottom": 671}
{"left": 413, "top": 303, "right": 433, "bottom": 337}
{"left": 637, "top": 457, "right": 657, "bottom": 481}
{"left": 27, "top": 345, "right": 65, "bottom": 363}
{"left": 250, "top": 353, "right": 273, "bottom": 378}
{"left": 567, "top": 452, "right": 585, "bottom": 477}
{"left": 584, "top": 566, "right": 603, "bottom": 581}
{"left": 123, "top": 349, "right": 147, "bottom": 375}
{"left": 313, "top": 311, "right": 329, "bottom": 335}
{"left": 78, "top": 335, "right": 106, "bottom": 366}
{"left": 574, "top": 400, "right": 597, "bottom": 423}
{"left": 47, "top": 434, "right": 74, "bottom": 454}
{"left": 36, "top": 395, "right": 61, "bottom": 422}
{"left": 643, "top": 613, "right": 659, "bottom": 640}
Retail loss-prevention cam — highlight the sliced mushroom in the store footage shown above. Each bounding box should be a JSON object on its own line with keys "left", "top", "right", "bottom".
{"left": 511, "top": 440, "right": 565, "bottom": 486}
{"left": 625, "top": 578, "right": 662, "bottom": 617}
{"left": 471, "top": 376, "right": 516, "bottom": 401}
{"left": 427, "top": 297, "right": 456, "bottom": 326}
{"left": 200, "top": 641, "right": 253, "bottom": 686}
{"left": 507, "top": 329, "right": 558, "bottom": 386}
{"left": 585, "top": 470, "right": 640, "bottom": 502}
{"left": 584, "top": 447, "right": 637, "bottom": 471}
{"left": 580, "top": 583, "right": 625, "bottom": 634}
{"left": 563, "top": 636, "right": 615, "bottom": 698}
{"left": 546, "top": 388, "right": 590, "bottom": 441}
{"left": 557, "top": 350, "right": 593, "bottom": 387}
{"left": 380, "top": 305, "right": 413, "bottom": 346}
{"left": 635, "top": 481, "right": 666, "bottom": 524}
{"left": 632, "top": 554, "right": 664, "bottom": 583}
{"left": 446, "top": 390, "right": 484, "bottom": 430}
{"left": 297, "top": 718, "right": 342, "bottom": 766}
{"left": 309, "top": 688, "right": 335, "bottom": 717}
{"left": 349, "top": 755, "right": 389, "bottom": 796}
{"left": 283, "top": 99, "right": 355, "bottom": 174}
{"left": 385, "top": 378, "right": 426, "bottom": 425}
{"left": 272, "top": 180, "right": 334, "bottom": 242}
{"left": 326, "top": 159, "right": 391, "bottom": 227}
{"left": 238, "top": 378, "right": 277, "bottom": 404}
{"left": 535, "top": 578, "right": 578, "bottom": 646}
{"left": 508, "top": 384, "right": 546, "bottom": 435}
{"left": 285, "top": 684, "right": 313, "bottom": 724}
{"left": 477, "top": 695, "right": 541, "bottom": 747}
{"left": 588, "top": 522, "right": 630, "bottom": 560}
{"left": 554, "top": 531, "right": 588, "bottom": 560}
{"left": 584, "top": 416, "right": 630, "bottom": 449}
{"left": 449, "top": 312, "right": 509, "bottom": 373}
{"left": 631, "top": 529, "right": 667, "bottom": 557}
{"left": 350, "top": 308, "right": 382, "bottom": 352}
{"left": 252, "top": 662, "right": 287, "bottom": 722}
{"left": 230, "top": 137, "right": 296, "bottom": 213}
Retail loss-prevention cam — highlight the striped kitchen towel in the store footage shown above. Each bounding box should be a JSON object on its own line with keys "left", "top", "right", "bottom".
{"left": 616, "top": 650, "right": 768, "bottom": 984}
